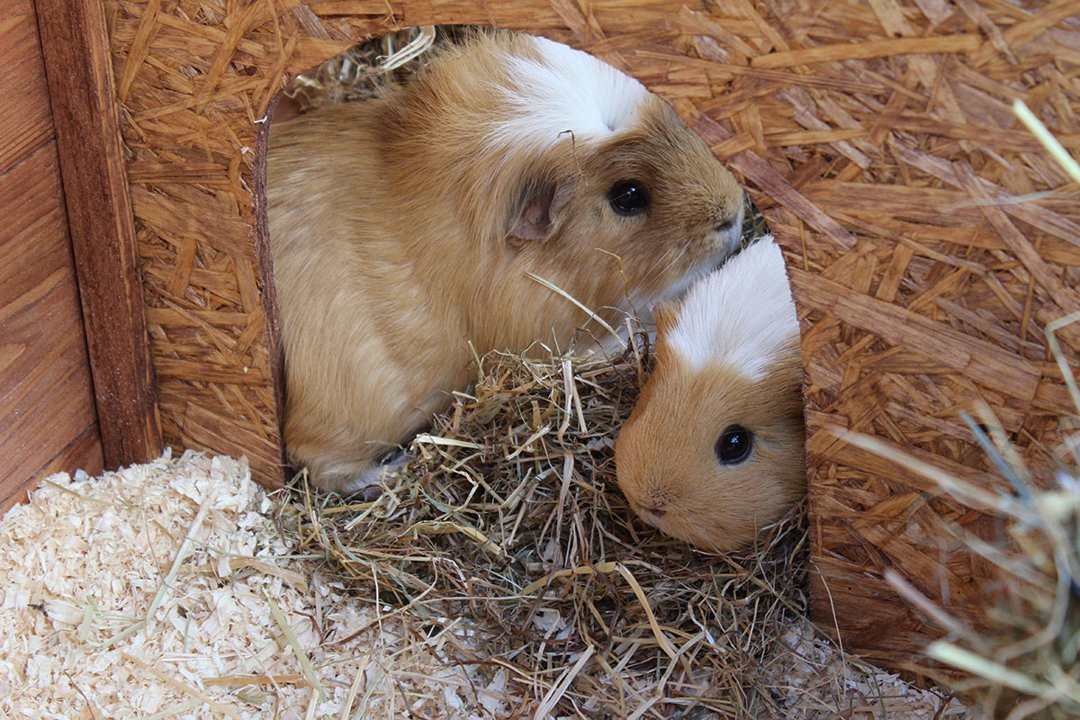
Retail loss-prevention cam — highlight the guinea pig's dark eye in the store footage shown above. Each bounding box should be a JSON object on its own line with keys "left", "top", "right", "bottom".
{"left": 715, "top": 425, "right": 753, "bottom": 465}
{"left": 608, "top": 180, "right": 650, "bottom": 216}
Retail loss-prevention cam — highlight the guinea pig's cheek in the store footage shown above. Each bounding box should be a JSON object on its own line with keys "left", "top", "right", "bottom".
{"left": 717, "top": 204, "right": 746, "bottom": 253}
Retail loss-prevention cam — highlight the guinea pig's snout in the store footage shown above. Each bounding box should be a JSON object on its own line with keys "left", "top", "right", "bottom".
{"left": 636, "top": 503, "right": 667, "bottom": 519}
{"left": 630, "top": 492, "right": 672, "bottom": 527}
{"left": 714, "top": 218, "right": 736, "bottom": 235}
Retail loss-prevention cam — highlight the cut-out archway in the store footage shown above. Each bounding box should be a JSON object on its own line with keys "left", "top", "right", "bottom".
{"left": 106, "top": 0, "right": 1078, "bottom": 672}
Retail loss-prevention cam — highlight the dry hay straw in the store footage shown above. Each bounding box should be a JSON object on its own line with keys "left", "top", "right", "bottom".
{"left": 278, "top": 328, "right": 817, "bottom": 718}
{"left": 274, "top": 27, "right": 436, "bottom": 116}
{"left": 278, "top": 330, "right": 968, "bottom": 717}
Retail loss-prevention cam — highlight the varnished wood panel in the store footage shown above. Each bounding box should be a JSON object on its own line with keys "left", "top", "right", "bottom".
{"left": 0, "top": 0, "right": 53, "bottom": 175}
{"left": 0, "top": 143, "right": 103, "bottom": 509}
{"left": 0, "top": 426, "right": 103, "bottom": 515}
{"left": 36, "top": 0, "right": 162, "bottom": 469}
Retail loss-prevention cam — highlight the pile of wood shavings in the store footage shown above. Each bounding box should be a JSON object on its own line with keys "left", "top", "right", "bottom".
{"left": 764, "top": 622, "right": 970, "bottom": 718}
{"left": 0, "top": 450, "right": 515, "bottom": 719}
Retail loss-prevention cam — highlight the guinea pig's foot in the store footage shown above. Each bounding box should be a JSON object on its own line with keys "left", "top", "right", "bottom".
{"left": 343, "top": 452, "right": 412, "bottom": 501}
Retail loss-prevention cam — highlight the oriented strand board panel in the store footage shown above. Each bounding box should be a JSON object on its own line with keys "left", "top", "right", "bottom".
{"left": 107, "top": 0, "right": 1079, "bottom": 670}
{"left": 0, "top": 0, "right": 104, "bottom": 512}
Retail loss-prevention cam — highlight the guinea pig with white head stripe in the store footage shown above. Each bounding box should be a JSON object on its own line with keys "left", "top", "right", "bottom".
{"left": 268, "top": 30, "right": 745, "bottom": 493}
{"left": 614, "top": 236, "right": 805, "bottom": 552}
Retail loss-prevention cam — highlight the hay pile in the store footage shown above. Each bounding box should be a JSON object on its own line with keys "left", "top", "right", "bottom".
{"left": 281, "top": 333, "right": 967, "bottom": 717}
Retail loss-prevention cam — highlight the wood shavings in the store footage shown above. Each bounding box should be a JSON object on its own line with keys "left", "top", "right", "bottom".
{"left": 764, "top": 621, "right": 971, "bottom": 719}
{"left": 0, "top": 451, "right": 511, "bottom": 719}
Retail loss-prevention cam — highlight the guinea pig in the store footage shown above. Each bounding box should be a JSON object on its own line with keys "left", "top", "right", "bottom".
{"left": 267, "top": 30, "right": 745, "bottom": 494}
{"left": 614, "top": 236, "right": 805, "bottom": 553}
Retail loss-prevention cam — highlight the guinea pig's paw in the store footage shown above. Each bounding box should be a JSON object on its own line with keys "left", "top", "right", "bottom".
{"left": 341, "top": 452, "right": 412, "bottom": 500}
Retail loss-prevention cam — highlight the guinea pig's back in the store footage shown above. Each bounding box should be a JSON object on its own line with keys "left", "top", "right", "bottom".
{"left": 268, "top": 102, "right": 392, "bottom": 257}
{"left": 267, "top": 101, "right": 406, "bottom": 356}
{"left": 268, "top": 101, "right": 472, "bottom": 482}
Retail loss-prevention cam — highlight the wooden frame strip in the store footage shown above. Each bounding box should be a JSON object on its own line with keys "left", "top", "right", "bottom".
{"left": 36, "top": 0, "right": 162, "bottom": 467}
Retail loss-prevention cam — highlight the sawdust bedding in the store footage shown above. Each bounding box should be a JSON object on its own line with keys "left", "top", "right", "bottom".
{"left": 0, "top": 451, "right": 502, "bottom": 719}
{"left": 0, "top": 449, "right": 969, "bottom": 718}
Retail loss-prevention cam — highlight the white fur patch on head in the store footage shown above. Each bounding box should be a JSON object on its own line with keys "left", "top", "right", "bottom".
{"left": 664, "top": 236, "right": 799, "bottom": 380}
{"left": 487, "top": 35, "right": 650, "bottom": 149}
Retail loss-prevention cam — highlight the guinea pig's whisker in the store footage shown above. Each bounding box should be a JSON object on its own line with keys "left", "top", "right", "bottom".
{"left": 649, "top": 243, "right": 695, "bottom": 298}
{"left": 641, "top": 246, "right": 679, "bottom": 290}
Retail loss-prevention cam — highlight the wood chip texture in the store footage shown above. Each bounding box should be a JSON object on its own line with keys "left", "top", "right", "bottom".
{"left": 107, "top": 0, "right": 1079, "bottom": 669}
{"left": 0, "top": 452, "right": 501, "bottom": 718}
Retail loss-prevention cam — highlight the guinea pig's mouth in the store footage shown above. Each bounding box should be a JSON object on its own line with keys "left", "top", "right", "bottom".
{"left": 715, "top": 202, "right": 746, "bottom": 254}
{"left": 631, "top": 502, "right": 668, "bottom": 526}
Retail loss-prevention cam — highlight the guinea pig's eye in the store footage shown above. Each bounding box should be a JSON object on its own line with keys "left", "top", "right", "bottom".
{"left": 715, "top": 425, "right": 753, "bottom": 465}
{"left": 608, "top": 180, "right": 650, "bottom": 216}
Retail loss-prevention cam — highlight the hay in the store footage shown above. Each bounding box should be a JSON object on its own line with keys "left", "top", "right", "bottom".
{"left": 847, "top": 393, "right": 1080, "bottom": 718}
{"left": 279, "top": 330, "right": 966, "bottom": 717}
{"left": 274, "top": 27, "right": 439, "bottom": 119}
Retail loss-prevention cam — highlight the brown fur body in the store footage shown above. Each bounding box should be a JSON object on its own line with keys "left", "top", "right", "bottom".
{"left": 268, "top": 32, "right": 743, "bottom": 491}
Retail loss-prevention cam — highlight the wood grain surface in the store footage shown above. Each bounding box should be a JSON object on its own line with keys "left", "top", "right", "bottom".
{"left": 0, "top": 0, "right": 53, "bottom": 175}
{"left": 36, "top": 0, "right": 163, "bottom": 469}
{"left": 0, "top": 0, "right": 104, "bottom": 511}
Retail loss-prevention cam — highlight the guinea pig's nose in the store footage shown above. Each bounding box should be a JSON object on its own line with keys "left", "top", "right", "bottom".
{"left": 637, "top": 503, "right": 667, "bottom": 518}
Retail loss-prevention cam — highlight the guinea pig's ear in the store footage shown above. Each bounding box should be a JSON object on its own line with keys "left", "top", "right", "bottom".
{"left": 508, "top": 176, "right": 572, "bottom": 242}
{"left": 652, "top": 302, "right": 678, "bottom": 341}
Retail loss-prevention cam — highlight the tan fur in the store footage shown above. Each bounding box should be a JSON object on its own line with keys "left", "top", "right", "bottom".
{"left": 267, "top": 31, "right": 743, "bottom": 491}
{"left": 650, "top": 302, "right": 679, "bottom": 337}
{"left": 614, "top": 333, "right": 806, "bottom": 553}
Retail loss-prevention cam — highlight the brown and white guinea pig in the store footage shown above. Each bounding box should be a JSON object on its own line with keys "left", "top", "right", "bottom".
{"left": 614, "top": 236, "right": 805, "bottom": 553}
{"left": 267, "top": 30, "right": 745, "bottom": 493}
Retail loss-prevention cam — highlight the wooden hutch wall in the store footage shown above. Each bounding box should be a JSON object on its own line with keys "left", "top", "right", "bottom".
{"left": 102, "top": 0, "right": 1080, "bottom": 672}
{"left": 1, "top": 0, "right": 107, "bottom": 512}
